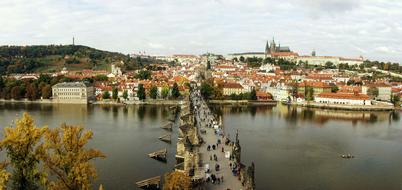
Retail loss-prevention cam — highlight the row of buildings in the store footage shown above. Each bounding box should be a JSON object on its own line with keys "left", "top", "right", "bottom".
{"left": 228, "top": 38, "right": 364, "bottom": 66}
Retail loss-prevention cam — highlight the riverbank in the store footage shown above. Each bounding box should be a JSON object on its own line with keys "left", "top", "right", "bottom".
{"left": 298, "top": 102, "right": 395, "bottom": 111}
{"left": 0, "top": 99, "right": 186, "bottom": 106}
{"left": 0, "top": 99, "right": 54, "bottom": 104}
{"left": 208, "top": 100, "right": 277, "bottom": 106}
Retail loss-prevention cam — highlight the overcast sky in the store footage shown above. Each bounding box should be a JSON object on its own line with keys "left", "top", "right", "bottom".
{"left": 0, "top": 0, "right": 401, "bottom": 62}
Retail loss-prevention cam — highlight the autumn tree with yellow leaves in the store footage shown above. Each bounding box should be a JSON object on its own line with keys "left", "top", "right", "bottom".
{"left": 163, "top": 171, "right": 191, "bottom": 190}
{"left": 0, "top": 113, "right": 47, "bottom": 190}
{"left": 0, "top": 162, "right": 10, "bottom": 190}
{"left": 0, "top": 113, "right": 105, "bottom": 190}
{"left": 41, "top": 124, "right": 105, "bottom": 190}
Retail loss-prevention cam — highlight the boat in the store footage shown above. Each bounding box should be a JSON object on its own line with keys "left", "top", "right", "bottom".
{"left": 148, "top": 148, "right": 167, "bottom": 162}
{"left": 340, "top": 154, "right": 355, "bottom": 159}
{"left": 158, "top": 134, "right": 171, "bottom": 143}
{"left": 161, "top": 122, "right": 173, "bottom": 131}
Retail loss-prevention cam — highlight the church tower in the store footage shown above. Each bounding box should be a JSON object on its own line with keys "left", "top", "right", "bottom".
{"left": 265, "top": 41, "right": 270, "bottom": 57}
{"left": 270, "top": 37, "right": 276, "bottom": 53}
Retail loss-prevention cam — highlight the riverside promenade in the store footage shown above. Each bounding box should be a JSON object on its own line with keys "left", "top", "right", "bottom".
{"left": 188, "top": 86, "right": 255, "bottom": 190}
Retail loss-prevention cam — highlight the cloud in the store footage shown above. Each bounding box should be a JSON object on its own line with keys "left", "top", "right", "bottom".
{"left": 0, "top": 0, "right": 401, "bottom": 62}
{"left": 375, "top": 46, "right": 398, "bottom": 54}
{"left": 148, "top": 42, "right": 164, "bottom": 49}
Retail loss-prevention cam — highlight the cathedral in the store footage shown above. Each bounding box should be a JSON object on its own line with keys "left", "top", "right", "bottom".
{"left": 265, "top": 38, "right": 291, "bottom": 56}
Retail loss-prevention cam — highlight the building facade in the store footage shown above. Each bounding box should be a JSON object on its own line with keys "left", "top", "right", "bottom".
{"left": 315, "top": 92, "right": 371, "bottom": 105}
{"left": 52, "top": 82, "right": 95, "bottom": 104}
{"left": 222, "top": 83, "right": 245, "bottom": 96}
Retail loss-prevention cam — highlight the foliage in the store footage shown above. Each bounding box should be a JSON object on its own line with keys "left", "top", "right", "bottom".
{"left": 227, "top": 92, "right": 251, "bottom": 100}
{"left": 325, "top": 61, "right": 336, "bottom": 69}
{"left": 171, "top": 83, "right": 180, "bottom": 99}
{"left": 135, "top": 70, "right": 152, "bottom": 80}
{"left": 391, "top": 95, "right": 400, "bottom": 106}
{"left": 245, "top": 57, "right": 263, "bottom": 68}
{"left": 150, "top": 86, "right": 158, "bottom": 99}
{"left": 331, "top": 85, "right": 339, "bottom": 93}
{"left": 163, "top": 171, "right": 191, "bottom": 190}
{"left": 200, "top": 82, "right": 214, "bottom": 99}
{"left": 0, "top": 45, "right": 148, "bottom": 74}
{"left": 25, "top": 84, "right": 38, "bottom": 101}
{"left": 102, "top": 91, "right": 110, "bottom": 99}
{"left": 41, "top": 124, "right": 105, "bottom": 190}
{"left": 11, "top": 86, "right": 21, "bottom": 100}
{"left": 94, "top": 75, "right": 108, "bottom": 81}
{"left": 250, "top": 89, "right": 257, "bottom": 100}
{"left": 0, "top": 113, "right": 48, "bottom": 190}
{"left": 367, "top": 87, "right": 379, "bottom": 99}
{"left": 112, "top": 87, "right": 118, "bottom": 100}
{"left": 137, "top": 84, "right": 146, "bottom": 100}
{"left": 239, "top": 56, "right": 245, "bottom": 62}
{"left": 161, "top": 87, "right": 170, "bottom": 99}
{"left": 41, "top": 85, "right": 52, "bottom": 99}
{"left": 0, "top": 162, "right": 10, "bottom": 190}
{"left": 122, "top": 90, "right": 128, "bottom": 100}
{"left": 305, "top": 86, "right": 314, "bottom": 101}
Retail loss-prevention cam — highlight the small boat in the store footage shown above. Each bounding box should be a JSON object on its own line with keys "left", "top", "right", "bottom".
{"left": 341, "top": 154, "right": 355, "bottom": 159}
{"left": 158, "top": 134, "right": 171, "bottom": 143}
{"left": 148, "top": 148, "right": 167, "bottom": 162}
{"left": 161, "top": 123, "right": 173, "bottom": 131}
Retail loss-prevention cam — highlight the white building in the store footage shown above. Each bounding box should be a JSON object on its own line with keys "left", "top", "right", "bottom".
{"left": 297, "top": 56, "right": 364, "bottom": 66}
{"left": 315, "top": 92, "right": 371, "bottom": 105}
{"left": 362, "top": 83, "right": 392, "bottom": 101}
{"left": 52, "top": 82, "right": 95, "bottom": 104}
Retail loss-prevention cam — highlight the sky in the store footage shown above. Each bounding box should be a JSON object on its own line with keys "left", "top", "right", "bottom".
{"left": 0, "top": 0, "right": 402, "bottom": 63}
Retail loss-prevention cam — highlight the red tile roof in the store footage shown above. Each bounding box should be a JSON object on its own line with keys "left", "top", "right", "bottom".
{"left": 318, "top": 92, "right": 369, "bottom": 100}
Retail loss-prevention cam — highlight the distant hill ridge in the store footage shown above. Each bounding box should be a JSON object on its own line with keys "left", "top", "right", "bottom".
{"left": 0, "top": 45, "right": 160, "bottom": 75}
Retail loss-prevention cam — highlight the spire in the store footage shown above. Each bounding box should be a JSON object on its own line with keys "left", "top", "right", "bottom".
{"left": 265, "top": 41, "right": 269, "bottom": 53}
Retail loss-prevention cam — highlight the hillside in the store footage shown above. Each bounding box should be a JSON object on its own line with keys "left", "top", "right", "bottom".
{"left": 0, "top": 45, "right": 167, "bottom": 75}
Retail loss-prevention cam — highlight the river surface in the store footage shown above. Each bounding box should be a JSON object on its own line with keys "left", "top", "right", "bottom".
{"left": 0, "top": 103, "right": 402, "bottom": 190}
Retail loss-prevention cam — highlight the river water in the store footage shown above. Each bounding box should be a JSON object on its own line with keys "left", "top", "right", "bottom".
{"left": 0, "top": 103, "right": 401, "bottom": 190}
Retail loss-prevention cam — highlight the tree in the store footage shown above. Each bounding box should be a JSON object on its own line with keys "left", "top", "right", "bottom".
{"left": 38, "top": 74, "right": 51, "bottom": 84}
{"left": 200, "top": 82, "right": 213, "bottom": 99}
{"left": 0, "top": 113, "right": 47, "bottom": 190}
{"left": 163, "top": 171, "right": 191, "bottom": 190}
{"left": 325, "top": 61, "right": 335, "bottom": 69}
{"left": 171, "top": 83, "right": 180, "bottom": 99}
{"left": 305, "top": 86, "right": 314, "bottom": 101}
{"left": 331, "top": 85, "right": 339, "bottom": 93}
{"left": 122, "top": 90, "right": 128, "bottom": 100}
{"left": 239, "top": 56, "right": 245, "bottom": 62}
{"left": 0, "top": 77, "right": 4, "bottom": 90}
{"left": 0, "top": 162, "right": 10, "bottom": 190}
{"left": 94, "top": 75, "right": 108, "bottom": 81}
{"left": 206, "top": 61, "right": 211, "bottom": 70}
{"left": 392, "top": 95, "right": 400, "bottom": 106}
{"left": 11, "top": 86, "right": 21, "bottom": 100}
{"left": 102, "top": 91, "right": 110, "bottom": 99}
{"left": 42, "top": 85, "right": 52, "bottom": 99}
{"left": 41, "top": 124, "right": 105, "bottom": 190}
{"left": 250, "top": 89, "right": 257, "bottom": 100}
{"left": 25, "top": 83, "right": 37, "bottom": 101}
{"left": 137, "top": 84, "right": 146, "bottom": 100}
{"left": 367, "top": 87, "right": 379, "bottom": 99}
{"left": 150, "top": 86, "right": 158, "bottom": 99}
{"left": 161, "top": 87, "right": 169, "bottom": 99}
{"left": 112, "top": 87, "right": 118, "bottom": 100}
{"left": 135, "top": 70, "right": 152, "bottom": 80}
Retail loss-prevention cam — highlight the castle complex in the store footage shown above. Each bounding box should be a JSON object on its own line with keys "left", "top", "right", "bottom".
{"left": 228, "top": 37, "right": 363, "bottom": 66}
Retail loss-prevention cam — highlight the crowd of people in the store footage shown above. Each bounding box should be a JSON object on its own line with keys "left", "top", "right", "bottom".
{"left": 190, "top": 85, "right": 242, "bottom": 189}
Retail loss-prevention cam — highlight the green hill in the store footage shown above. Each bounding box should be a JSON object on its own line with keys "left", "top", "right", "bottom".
{"left": 0, "top": 45, "right": 165, "bottom": 75}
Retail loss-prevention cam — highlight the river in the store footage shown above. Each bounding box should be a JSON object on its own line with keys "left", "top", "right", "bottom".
{"left": 0, "top": 103, "right": 401, "bottom": 190}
